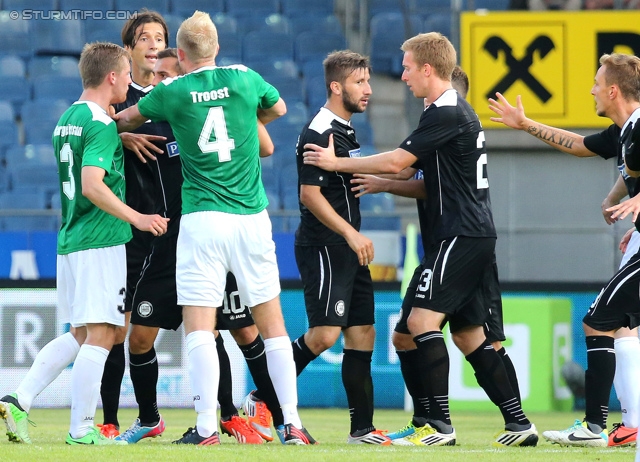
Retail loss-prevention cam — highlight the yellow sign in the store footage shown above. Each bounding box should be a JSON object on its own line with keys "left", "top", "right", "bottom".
{"left": 461, "top": 11, "right": 640, "bottom": 128}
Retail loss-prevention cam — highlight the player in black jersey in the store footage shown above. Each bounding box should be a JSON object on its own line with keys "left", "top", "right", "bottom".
{"left": 290, "top": 51, "right": 389, "bottom": 445}
{"left": 304, "top": 32, "right": 537, "bottom": 447}
{"left": 353, "top": 66, "right": 522, "bottom": 445}
{"left": 490, "top": 53, "right": 640, "bottom": 447}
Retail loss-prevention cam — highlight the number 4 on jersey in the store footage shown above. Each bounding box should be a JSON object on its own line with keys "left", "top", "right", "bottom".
{"left": 198, "top": 106, "right": 236, "bottom": 162}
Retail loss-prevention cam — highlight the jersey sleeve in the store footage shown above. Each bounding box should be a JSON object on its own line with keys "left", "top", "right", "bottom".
{"left": 400, "top": 105, "right": 458, "bottom": 160}
{"left": 248, "top": 69, "right": 280, "bottom": 109}
{"left": 584, "top": 124, "right": 618, "bottom": 160}
{"left": 138, "top": 82, "right": 168, "bottom": 123}
{"left": 297, "top": 128, "right": 330, "bottom": 187}
{"left": 82, "top": 120, "right": 120, "bottom": 172}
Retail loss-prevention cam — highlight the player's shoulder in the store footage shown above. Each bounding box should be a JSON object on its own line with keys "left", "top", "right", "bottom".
{"left": 307, "top": 108, "right": 349, "bottom": 136}
{"left": 71, "top": 101, "right": 113, "bottom": 127}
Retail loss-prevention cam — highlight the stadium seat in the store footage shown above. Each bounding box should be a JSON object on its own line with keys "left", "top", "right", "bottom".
{"left": 301, "top": 59, "right": 324, "bottom": 80}
{"left": 469, "top": 0, "right": 510, "bottom": 9}
{"left": 283, "top": 101, "right": 308, "bottom": 126}
{"left": 265, "top": 190, "right": 281, "bottom": 212}
{"left": 268, "top": 75, "right": 305, "bottom": 105}
{"left": 360, "top": 193, "right": 401, "bottom": 231}
{"left": 32, "top": 75, "right": 83, "bottom": 103}
{"left": 216, "top": 35, "right": 242, "bottom": 63}
{"left": 281, "top": 0, "right": 334, "bottom": 16}
{"left": 368, "top": 0, "right": 407, "bottom": 20}
{"left": 351, "top": 113, "right": 375, "bottom": 147}
{"left": 8, "top": 163, "right": 59, "bottom": 196}
{"left": 172, "top": 0, "right": 224, "bottom": 17}
{"left": 242, "top": 30, "right": 294, "bottom": 63}
{"left": 0, "top": 166, "right": 9, "bottom": 194}
{"left": 30, "top": 18, "right": 84, "bottom": 56}
{"left": 247, "top": 58, "right": 299, "bottom": 80}
{"left": 114, "top": 0, "right": 170, "bottom": 14}
{"left": 0, "top": 77, "right": 30, "bottom": 116}
{"left": 22, "top": 100, "right": 69, "bottom": 145}
{"left": 4, "top": 0, "right": 56, "bottom": 11}
{"left": 371, "top": 12, "right": 423, "bottom": 76}
{"left": 28, "top": 56, "right": 79, "bottom": 80}
{"left": 360, "top": 192, "right": 395, "bottom": 213}
{"left": 49, "top": 191, "right": 61, "bottom": 209}
{"left": 236, "top": 13, "right": 291, "bottom": 36}
{"left": 413, "top": 0, "right": 452, "bottom": 16}
{"left": 305, "top": 75, "right": 327, "bottom": 111}
{"left": 0, "top": 101, "right": 15, "bottom": 121}
{"left": 211, "top": 12, "right": 238, "bottom": 38}
{"left": 0, "top": 189, "right": 55, "bottom": 232}
{"left": 360, "top": 215, "right": 401, "bottom": 231}
{"left": 281, "top": 186, "right": 299, "bottom": 211}
{"left": 0, "top": 12, "right": 31, "bottom": 57}
{"left": 5, "top": 144, "right": 56, "bottom": 168}
{"left": 0, "top": 55, "right": 26, "bottom": 77}
{"left": 59, "top": 0, "right": 115, "bottom": 13}
{"left": 294, "top": 31, "right": 346, "bottom": 68}
{"left": 163, "top": 14, "right": 184, "bottom": 39}
{"left": 83, "top": 18, "right": 127, "bottom": 44}
{"left": 225, "top": 0, "right": 279, "bottom": 18}
{"left": 424, "top": 13, "right": 451, "bottom": 39}
{"left": 289, "top": 14, "right": 343, "bottom": 39}
{"left": 0, "top": 121, "right": 19, "bottom": 150}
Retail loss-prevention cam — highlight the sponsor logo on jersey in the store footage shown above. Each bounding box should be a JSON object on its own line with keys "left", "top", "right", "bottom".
{"left": 335, "top": 300, "right": 345, "bottom": 316}
{"left": 167, "top": 141, "right": 180, "bottom": 157}
{"left": 414, "top": 169, "right": 424, "bottom": 180}
{"left": 137, "top": 301, "right": 153, "bottom": 318}
{"left": 349, "top": 148, "right": 361, "bottom": 158}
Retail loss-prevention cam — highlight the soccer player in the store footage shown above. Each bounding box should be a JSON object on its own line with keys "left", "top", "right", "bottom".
{"left": 290, "top": 50, "right": 389, "bottom": 445}
{"left": 0, "top": 42, "right": 168, "bottom": 445}
{"left": 489, "top": 52, "right": 640, "bottom": 447}
{"left": 116, "top": 11, "right": 315, "bottom": 445}
{"left": 304, "top": 32, "right": 538, "bottom": 447}
{"left": 352, "top": 66, "right": 522, "bottom": 445}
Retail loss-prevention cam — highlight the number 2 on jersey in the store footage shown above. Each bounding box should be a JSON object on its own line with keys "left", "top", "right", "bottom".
{"left": 476, "top": 131, "right": 488, "bottom": 190}
{"left": 59, "top": 143, "right": 75, "bottom": 200}
{"left": 198, "top": 106, "right": 236, "bottom": 162}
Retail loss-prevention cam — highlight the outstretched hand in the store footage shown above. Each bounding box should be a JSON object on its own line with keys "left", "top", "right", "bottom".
{"left": 351, "top": 174, "right": 387, "bottom": 198}
{"left": 303, "top": 133, "right": 338, "bottom": 171}
{"left": 488, "top": 93, "right": 526, "bottom": 130}
{"left": 607, "top": 194, "right": 640, "bottom": 223}
{"left": 120, "top": 132, "right": 166, "bottom": 163}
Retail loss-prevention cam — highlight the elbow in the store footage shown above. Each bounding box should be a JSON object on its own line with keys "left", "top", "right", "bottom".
{"left": 626, "top": 166, "right": 640, "bottom": 178}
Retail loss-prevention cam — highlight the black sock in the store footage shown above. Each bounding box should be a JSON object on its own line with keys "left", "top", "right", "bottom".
{"left": 291, "top": 335, "right": 317, "bottom": 376}
{"left": 129, "top": 347, "right": 160, "bottom": 426}
{"left": 585, "top": 336, "right": 615, "bottom": 430}
{"left": 413, "top": 331, "right": 451, "bottom": 428}
{"left": 239, "top": 335, "right": 284, "bottom": 427}
{"left": 466, "top": 341, "right": 529, "bottom": 427}
{"left": 101, "top": 342, "right": 125, "bottom": 427}
{"left": 216, "top": 335, "right": 237, "bottom": 420}
{"left": 397, "top": 349, "right": 430, "bottom": 421}
{"left": 342, "top": 349, "right": 375, "bottom": 435}
{"left": 496, "top": 347, "right": 521, "bottom": 403}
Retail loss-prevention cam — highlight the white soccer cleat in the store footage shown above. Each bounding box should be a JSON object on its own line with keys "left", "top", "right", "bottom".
{"left": 403, "top": 423, "right": 456, "bottom": 446}
{"left": 542, "top": 420, "right": 607, "bottom": 447}
{"left": 493, "top": 423, "right": 538, "bottom": 447}
{"left": 347, "top": 429, "right": 391, "bottom": 445}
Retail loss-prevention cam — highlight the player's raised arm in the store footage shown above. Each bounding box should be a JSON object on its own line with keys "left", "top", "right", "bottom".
{"left": 114, "top": 104, "right": 148, "bottom": 133}
{"left": 258, "top": 97, "right": 286, "bottom": 124}
{"left": 488, "top": 92, "right": 594, "bottom": 157}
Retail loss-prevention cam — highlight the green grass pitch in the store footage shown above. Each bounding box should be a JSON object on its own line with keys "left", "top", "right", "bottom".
{"left": 0, "top": 408, "right": 634, "bottom": 461}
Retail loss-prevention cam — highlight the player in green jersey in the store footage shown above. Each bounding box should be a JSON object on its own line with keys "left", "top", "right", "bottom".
{"left": 0, "top": 42, "right": 168, "bottom": 446}
{"left": 116, "top": 12, "right": 315, "bottom": 445}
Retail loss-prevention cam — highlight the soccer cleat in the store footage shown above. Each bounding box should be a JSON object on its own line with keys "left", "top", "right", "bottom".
{"left": 0, "top": 394, "right": 32, "bottom": 444}
{"left": 115, "top": 416, "right": 166, "bottom": 444}
{"left": 404, "top": 423, "right": 456, "bottom": 446}
{"left": 66, "top": 426, "right": 127, "bottom": 445}
{"left": 347, "top": 429, "right": 391, "bottom": 445}
{"left": 97, "top": 423, "right": 120, "bottom": 439}
{"left": 242, "top": 390, "right": 273, "bottom": 441}
{"left": 387, "top": 420, "right": 417, "bottom": 443}
{"left": 220, "top": 415, "right": 264, "bottom": 444}
{"left": 608, "top": 422, "right": 637, "bottom": 447}
{"left": 283, "top": 424, "right": 317, "bottom": 445}
{"left": 172, "top": 427, "right": 220, "bottom": 445}
{"left": 493, "top": 423, "right": 538, "bottom": 447}
{"left": 276, "top": 425, "right": 285, "bottom": 444}
{"left": 542, "top": 420, "right": 607, "bottom": 447}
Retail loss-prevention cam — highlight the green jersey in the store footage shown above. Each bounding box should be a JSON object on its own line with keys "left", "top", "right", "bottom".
{"left": 138, "top": 65, "right": 280, "bottom": 215}
{"left": 53, "top": 101, "right": 132, "bottom": 255}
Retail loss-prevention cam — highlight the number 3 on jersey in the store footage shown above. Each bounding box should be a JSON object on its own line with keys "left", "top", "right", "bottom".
{"left": 59, "top": 143, "right": 75, "bottom": 200}
{"left": 198, "top": 106, "right": 236, "bottom": 162}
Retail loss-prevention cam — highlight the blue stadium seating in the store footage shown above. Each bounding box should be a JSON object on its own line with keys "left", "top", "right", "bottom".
{"left": 294, "top": 31, "right": 346, "bottom": 68}
{"left": 0, "top": 120, "right": 19, "bottom": 150}
{"left": 0, "top": 13, "right": 31, "bottom": 57}
{"left": 5, "top": 143, "right": 56, "bottom": 168}
{"left": 30, "top": 18, "right": 84, "bottom": 56}
{"left": 242, "top": 30, "right": 294, "bottom": 63}
{"left": 172, "top": 0, "right": 224, "bottom": 18}
{"left": 211, "top": 12, "right": 238, "bottom": 38}
{"left": 468, "top": 0, "right": 510, "bottom": 9}
{"left": 0, "top": 77, "right": 30, "bottom": 116}
{"left": 351, "top": 113, "right": 375, "bottom": 147}
{"left": 0, "top": 167, "right": 9, "bottom": 194}
{"left": 236, "top": 13, "right": 291, "bottom": 36}
{"left": 83, "top": 18, "right": 127, "bottom": 44}
{"left": 268, "top": 75, "right": 305, "bottom": 105}
{"left": 371, "top": 12, "right": 423, "bottom": 76}
{"left": 114, "top": 0, "right": 170, "bottom": 14}
{"left": 360, "top": 193, "right": 400, "bottom": 231}
{"left": 32, "top": 75, "right": 83, "bottom": 102}
{"left": 163, "top": 14, "right": 184, "bottom": 40}
{"left": 0, "top": 55, "right": 26, "bottom": 77}
{"left": 368, "top": 0, "right": 407, "bottom": 19}
{"left": 247, "top": 58, "right": 299, "bottom": 80}
{"left": 28, "top": 56, "right": 79, "bottom": 79}
{"left": 360, "top": 192, "right": 395, "bottom": 213}
{"left": 0, "top": 101, "right": 15, "bottom": 121}
{"left": 0, "top": 189, "right": 57, "bottom": 231}
{"left": 301, "top": 59, "right": 324, "bottom": 79}
{"left": 424, "top": 13, "right": 451, "bottom": 39}
{"left": 59, "top": 0, "right": 115, "bottom": 13}
{"left": 283, "top": 101, "right": 308, "bottom": 126}
{"left": 8, "top": 163, "right": 58, "bottom": 196}
{"left": 413, "top": 0, "right": 452, "bottom": 16}
{"left": 281, "top": 0, "right": 333, "bottom": 16}
{"left": 305, "top": 75, "right": 327, "bottom": 111}
{"left": 4, "top": 0, "right": 56, "bottom": 11}
{"left": 216, "top": 35, "right": 242, "bottom": 63}
{"left": 225, "top": 0, "right": 279, "bottom": 18}
{"left": 22, "top": 100, "right": 69, "bottom": 144}
{"left": 289, "top": 14, "right": 343, "bottom": 39}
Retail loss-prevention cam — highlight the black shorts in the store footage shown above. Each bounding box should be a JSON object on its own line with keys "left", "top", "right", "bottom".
{"left": 125, "top": 227, "right": 154, "bottom": 313}
{"left": 295, "top": 244, "right": 375, "bottom": 328}
{"left": 395, "top": 251, "right": 504, "bottom": 342}
{"left": 584, "top": 252, "right": 640, "bottom": 332}
{"left": 403, "top": 236, "right": 496, "bottom": 334}
{"left": 216, "top": 272, "right": 256, "bottom": 331}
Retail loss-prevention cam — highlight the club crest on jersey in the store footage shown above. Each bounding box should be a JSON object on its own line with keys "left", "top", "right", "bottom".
{"left": 137, "top": 301, "right": 153, "bottom": 318}
{"left": 349, "top": 148, "right": 361, "bottom": 158}
{"left": 167, "top": 141, "right": 180, "bottom": 157}
{"left": 335, "top": 300, "right": 345, "bottom": 316}
{"left": 414, "top": 169, "right": 424, "bottom": 180}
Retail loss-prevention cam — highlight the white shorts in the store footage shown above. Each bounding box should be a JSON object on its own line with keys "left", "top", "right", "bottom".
{"left": 57, "top": 245, "right": 127, "bottom": 328}
{"left": 176, "top": 210, "right": 281, "bottom": 308}
{"left": 620, "top": 230, "right": 640, "bottom": 268}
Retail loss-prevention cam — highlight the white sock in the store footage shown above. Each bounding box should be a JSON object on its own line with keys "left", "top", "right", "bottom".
{"left": 264, "top": 336, "right": 302, "bottom": 428}
{"left": 15, "top": 332, "right": 80, "bottom": 413}
{"left": 68, "top": 344, "right": 108, "bottom": 439}
{"left": 614, "top": 336, "right": 640, "bottom": 428}
{"left": 186, "top": 331, "right": 219, "bottom": 437}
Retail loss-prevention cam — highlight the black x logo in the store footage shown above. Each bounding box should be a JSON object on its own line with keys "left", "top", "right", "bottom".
{"left": 484, "top": 35, "right": 555, "bottom": 103}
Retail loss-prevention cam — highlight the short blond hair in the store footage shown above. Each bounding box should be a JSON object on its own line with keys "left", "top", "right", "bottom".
{"left": 177, "top": 11, "right": 218, "bottom": 62}
{"left": 79, "top": 42, "right": 129, "bottom": 89}
{"left": 599, "top": 53, "right": 640, "bottom": 102}
{"left": 401, "top": 32, "right": 456, "bottom": 81}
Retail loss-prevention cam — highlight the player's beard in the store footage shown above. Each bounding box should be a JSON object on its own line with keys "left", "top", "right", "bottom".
{"left": 342, "top": 90, "right": 365, "bottom": 114}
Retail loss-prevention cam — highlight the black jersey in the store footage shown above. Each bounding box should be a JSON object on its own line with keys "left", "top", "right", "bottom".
{"left": 401, "top": 89, "right": 496, "bottom": 242}
{"left": 115, "top": 82, "right": 183, "bottom": 236}
{"left": 294, "top": 107, "right": 362, "bottom": 246}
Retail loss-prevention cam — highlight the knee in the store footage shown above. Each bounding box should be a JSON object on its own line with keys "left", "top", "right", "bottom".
{"left": 392, "top": 332, "right": 415, "bottom": 350}
{"left": 306, "top": 330, "right": 340, "bottom": 354}
{"left": 128, "top": 328, "right": 156, "bottom": 354}
{"left": 230, "top": 325, "right": 259, "bottom": 346}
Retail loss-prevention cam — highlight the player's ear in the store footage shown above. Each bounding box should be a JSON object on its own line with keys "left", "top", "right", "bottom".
{"left": 330, "top": 81, "right": 341, "bottom": 96}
